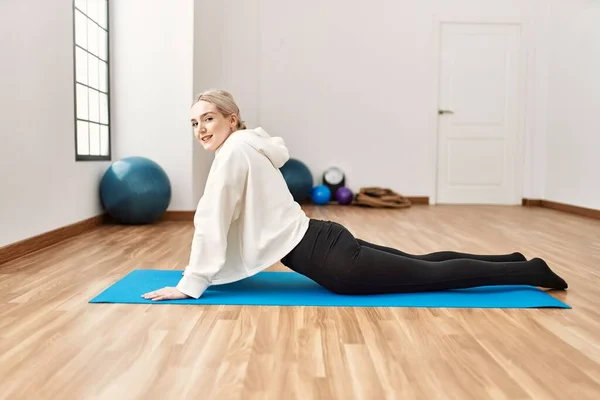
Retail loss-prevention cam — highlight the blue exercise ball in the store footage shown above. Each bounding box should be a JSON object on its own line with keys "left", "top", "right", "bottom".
{"left": 100, "top": 156, "right": 171, "bottom": 224}
{"left": 279, "top": 158, "right": 313, "bottom": 202}
{"left": 311, "top": 185, "right": 331, "bottom": 205}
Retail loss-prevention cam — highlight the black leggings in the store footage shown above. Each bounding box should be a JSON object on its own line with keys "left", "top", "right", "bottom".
{"left": 281, "top": 219, "right": 568, "bottom": 295}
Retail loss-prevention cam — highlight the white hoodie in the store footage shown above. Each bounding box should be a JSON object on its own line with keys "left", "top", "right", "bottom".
{"left": 176, "top": 127, "right": 310, "bottom": 298}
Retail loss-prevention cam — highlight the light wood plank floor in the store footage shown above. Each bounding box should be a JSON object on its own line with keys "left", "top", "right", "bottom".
{"left": 1, "top": 205, "right": 599, "bottom": 399}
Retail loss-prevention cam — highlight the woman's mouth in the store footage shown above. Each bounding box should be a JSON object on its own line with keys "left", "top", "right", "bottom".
{"left": 201, "top": 135, "right": 213, "bottom": 143}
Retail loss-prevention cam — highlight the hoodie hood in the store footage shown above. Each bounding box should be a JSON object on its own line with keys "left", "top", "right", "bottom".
{"left": 237, "top": 127, "right": 290, "bottom": 168}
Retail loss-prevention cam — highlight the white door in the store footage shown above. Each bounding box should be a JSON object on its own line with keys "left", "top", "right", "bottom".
{"left": 436, "top": 22, "right": 523, "bottom": 204}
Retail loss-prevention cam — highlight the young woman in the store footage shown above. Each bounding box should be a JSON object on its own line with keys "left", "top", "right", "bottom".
{"left": 142, "top": 90, "right": 568, "bottom": 301}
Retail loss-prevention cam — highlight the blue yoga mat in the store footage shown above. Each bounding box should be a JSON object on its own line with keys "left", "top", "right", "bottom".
{"left": 89, "top": 270, "right": 570, "bottom": 309}
{"left": 90, "top": 270, "right": 571, "bottom": 308}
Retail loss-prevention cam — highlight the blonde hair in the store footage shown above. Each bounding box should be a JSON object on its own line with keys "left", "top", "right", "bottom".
{"left": 193, "top": 89, "right": 247, "bottom": 131}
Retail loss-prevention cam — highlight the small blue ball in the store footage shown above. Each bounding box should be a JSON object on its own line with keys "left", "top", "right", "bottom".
{"left": 311, "top": 185, "right": 331, "bottom": 205}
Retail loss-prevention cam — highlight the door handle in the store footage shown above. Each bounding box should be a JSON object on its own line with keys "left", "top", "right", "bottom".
{"left": 438, "top": 109, "right": 454, "bottom": 115}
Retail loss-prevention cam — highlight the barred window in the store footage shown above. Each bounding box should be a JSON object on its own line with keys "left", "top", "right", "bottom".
{"left": 73, "top": 0, "right": 110, "bottom": 160}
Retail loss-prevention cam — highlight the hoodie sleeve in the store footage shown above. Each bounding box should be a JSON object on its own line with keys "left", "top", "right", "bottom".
{"left": 176, "top": 144, "right": 249, "bottom": 298}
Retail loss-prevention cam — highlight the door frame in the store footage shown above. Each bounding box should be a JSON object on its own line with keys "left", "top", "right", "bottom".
{"left": 431, "top": 15, "right": 533, "bottom": 205}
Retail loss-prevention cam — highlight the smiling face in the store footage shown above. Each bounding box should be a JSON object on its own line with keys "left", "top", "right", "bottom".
{"left": 190, "top": 100, "right": 238, "bottom": 151}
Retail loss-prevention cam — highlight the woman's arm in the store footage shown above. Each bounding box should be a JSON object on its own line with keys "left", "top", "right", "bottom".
{"left": 175, "top": 145, "right": 249, "bottom": 298}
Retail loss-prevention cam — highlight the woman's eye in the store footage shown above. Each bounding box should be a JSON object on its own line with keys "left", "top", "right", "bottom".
{"left": 205, "top": 117, "right": 213, "bottom": 122}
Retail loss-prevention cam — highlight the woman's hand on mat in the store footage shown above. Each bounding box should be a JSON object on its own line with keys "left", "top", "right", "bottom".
{"left": 142, "top": 287, "right": 191, "bottom": 301}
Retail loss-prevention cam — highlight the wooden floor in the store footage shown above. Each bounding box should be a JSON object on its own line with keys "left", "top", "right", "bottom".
{"left": 1, "top": 205, "right": 599, "bottom": 399}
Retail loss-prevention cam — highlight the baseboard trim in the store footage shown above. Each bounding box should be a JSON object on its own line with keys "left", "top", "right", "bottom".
{"left": 160, "top": 211, "right": 195, "bottom": 221}
{"left": 5, "top": 196, "right": 594, "bottom": 266}
{"left": 299, "top": 196, "right": 430, "bottom": 206}
{"left": 522, "top": 198, "right": 543, "bottom": 207}
{"left": 407, "top": 196, "right": 430, "bottom": 205}
{"left": 522, "top": 198, "right": 600, "bottom": 220}
{"left": 0, "top": 214, "right": 106, "bottom": 265}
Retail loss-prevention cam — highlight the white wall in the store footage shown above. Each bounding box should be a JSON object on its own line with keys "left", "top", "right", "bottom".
{"left": 110, "top": 0, "right": 196, "bottom": 210}
{"left": 0, "top": 0, "right": 109, "bottom": 248}
{"left": 2, "top": 1, "right": 597, "bottom": 250}
{"left": 192, "top": 0, "right": 261, "bottom": 203}
{"left": 544, "top": 0, "right": 600, "bottom": 210}
{"left": 192, "top": 0, "right": 550, "bottom": 201}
